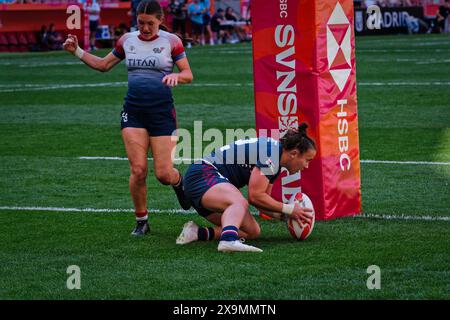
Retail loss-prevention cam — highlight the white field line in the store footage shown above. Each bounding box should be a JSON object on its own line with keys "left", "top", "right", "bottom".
{"left": 1, "top": 50, "right": 446, "bottom": 66}
{"left": 356, "top": 214, "right": 450, "bottom": 222}
{"left": 360, "top": 160, "right": 450, "bottom": 166}
{"left": 358, "top": 81, "right": 450, "bottom": 86}
{"left": 0, "top": 61, "right": 82, "bottom": 66}
{"left": 0, "top": 82, "right": 254, "bottom": 93}
{"left": 0, "top": 82, "right": 244, "bottom": 89}
{"left": 2, "top": 81, "right": 448, "bottom": 89}
{"left": 78, "top": 156, "right": 203, "bottom": 162}
{"left": 359, "top": 58, "right": 419, "bottom": 62}
{"left": 359, "top": 41, "right": 450, "bottom": 48}
{"left": 0, "top": 83, "right": 71, "bottom": 88}
{"left": 195, "top": 47, "right": 252, "bottom": 51}
{"left": 0, "top": 61, "right": 121, "bottom": 68}
{"left": 78, "top": 156, "right": 450, "bottom": 166}
{"left": 0, "top": 206, "right": 448, "bottom": 222}
{"left": 356, "top": 38, "right": 450, "bottom": 45}
{"left": 358, "top": 35, "right": 450, "bottom": 40}
{"left": 415, "top": 59, "right": 450, "bottom": 65}
{"left": 79, "top": 156, "right": 128, "bottom": 161}
{"left": 1, "top": 80, "right": 449, "bottom": 93}
{"left": 358, "top": 58, "right": 450, "bottom": 65}
{"left": 193, "top": 50, "right": 252, "bottom": 54}
{"left": 0, "top": 82, "right": 127, "bottom": 92}
{"left": 0, "top": 206, "right": 195, "bottom": 214}
{"left": 409, "top": 41, "right": 450, "bottom": 46}
{"left": 361, "top": 41, "right": 450, "bottom": 47}
{"left": 358, "top": 49, "right": 450, "bottom": 52}
{"left": 18, "top": 62, "right": 83, "bottom": 68}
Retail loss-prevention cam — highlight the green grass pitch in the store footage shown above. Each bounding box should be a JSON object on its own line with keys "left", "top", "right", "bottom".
{"left": 0, "top": 34, "right": 449, "bottom": 299}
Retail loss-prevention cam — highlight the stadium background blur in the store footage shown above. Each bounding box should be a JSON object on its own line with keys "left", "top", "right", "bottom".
{"left": 0, "top": 0, "right": 448, "bottom": 52}
{"left": 0, "top": 0, "right": 449, "bottom": 300}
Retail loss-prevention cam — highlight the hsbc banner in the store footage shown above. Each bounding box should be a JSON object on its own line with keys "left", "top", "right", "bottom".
{"left": 252, "top": 0, "right": 361, "bottom": 220}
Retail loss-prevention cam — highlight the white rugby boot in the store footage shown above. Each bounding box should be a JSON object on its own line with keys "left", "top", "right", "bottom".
{"left": 176, "top": 221, "right": 199, "bottom": 245}
{"left": 217, "top": 240, "right": 263, "bottom": 253}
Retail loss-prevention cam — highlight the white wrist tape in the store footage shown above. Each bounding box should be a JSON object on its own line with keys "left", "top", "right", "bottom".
{"left": 281, "top": 203, "right": 295, "bottom": 215}
{"left": 74, "top": 46, "right": 85, "bottom": 59}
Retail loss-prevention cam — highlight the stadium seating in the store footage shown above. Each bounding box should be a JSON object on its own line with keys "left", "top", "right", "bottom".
{"left": 0, "top": 32, "right": 35, "bottom": 52}
{"left": 3, "top": 33, "right": 28, "bottom": 52}
{"left": 17, "top": 32, "right": 28, "bottom": 46}
{"left": 25, "top": 32, "right": 38, "bottom": 47}
{"left": 0, "top": 33, "right": 9, "bottom": 52}
{"left": 0, "top": 29, "right": 70, "bottom": 52}
{"left": 6, "top": 33, "right": 18, "bottom": 52}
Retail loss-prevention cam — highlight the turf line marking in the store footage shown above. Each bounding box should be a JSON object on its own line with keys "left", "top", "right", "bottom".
{"left": 358, "top": 49, "right": 450, "bottom": 52}
{"left": 78, "top": 157, "right": 450, "bottom": 166}
{"left": 0, "top": 62, "right": 83, "bottom": 67}
{"left": 357, "top": 38, "right": 450, "bottom": 44}
{"left": 357, "top": 58, "right": 450, "bottom": 65}
{"left": 0, "top": 83, "right": 68, "bottom": 88}
{"left": 0, "top": 82, "right": 254, "bottom": 92}
{"left": 79, "top": 156, "right": 128, "bottom": 161}
{"left": 192, "top": 50, "right": 252, "bottom": 54}
{"left": 0, "top": 206, "right": 448, "bottom": 222}
{"left": 360, "top": 160, "right": 450, "bottom": 166}
{"left": 357, "top": 214, "right": 450, "bottom": 222}
{"left": 359, "top": 82, "right": 450, "bottom": 86}
{"left": 0, "top": 206, "right": 196, "bottom": 214}
{"left": 78, "top": 156, "right": 204, "bottom": 162}
{"left": 2, "top": 81, "right": 450, "bottom": 93}
{"left": 18, "top": 62, "right": 84, "bottom": 68}
{"left": 415, "top": 59, "right": 450, "bottom": 65}
{"left": 0, "top": 82, "right": 127, "bottom": 92}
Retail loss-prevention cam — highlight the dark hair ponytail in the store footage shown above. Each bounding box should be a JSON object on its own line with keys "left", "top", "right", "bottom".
{"left": 280, "top": 123, "right": 316, "bottom": 154}
{"left": 137, "top": 0, "right": 164, "bottom": 19}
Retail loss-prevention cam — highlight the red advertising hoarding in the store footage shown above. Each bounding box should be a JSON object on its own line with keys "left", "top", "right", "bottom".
{"left": 252, "top": 0, "right": 361, "bottom": 220}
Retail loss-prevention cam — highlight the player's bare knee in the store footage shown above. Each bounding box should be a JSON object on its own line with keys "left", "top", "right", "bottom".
{"left": 233, "top": 198, "right": 249, "bottom": 213}
{"left": 131, "top": 165, "right": 147, "bottom": 182}
{"left": 246, "top": 224, "right": 261, "bottom": 239}
{"left": 155, "top": 170, "right": 173, "bottom": 185}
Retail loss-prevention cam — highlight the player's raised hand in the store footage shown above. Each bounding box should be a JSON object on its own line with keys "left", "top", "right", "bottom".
{"left": 291, "top": 203, "right": 313, "bottom": 225}
{"left": 162, "top": 73, "right": 179, "bottom": 87}
{"left": 63, "top": 34, "right": 78, "bottom": 53}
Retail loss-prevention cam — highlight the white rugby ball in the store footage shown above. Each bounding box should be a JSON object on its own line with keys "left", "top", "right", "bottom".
{"left": 286, "top": 193, "right": 315, "bottom": 241}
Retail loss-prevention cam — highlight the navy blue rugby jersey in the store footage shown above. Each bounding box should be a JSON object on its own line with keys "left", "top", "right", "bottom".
{"left": 203, "top": 137, "right": 283, "bottom": 189}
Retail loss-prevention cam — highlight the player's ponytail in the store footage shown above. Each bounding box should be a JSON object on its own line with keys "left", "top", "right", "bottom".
{"left": 137, "top": 0, "right": 164, "bottom": 20}
{"left": 280, "top": 123, "right": 316, "bottom": 154}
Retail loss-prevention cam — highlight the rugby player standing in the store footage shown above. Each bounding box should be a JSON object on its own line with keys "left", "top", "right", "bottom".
{"left": 63, "top": 0, "right": 193, "bottom": 236}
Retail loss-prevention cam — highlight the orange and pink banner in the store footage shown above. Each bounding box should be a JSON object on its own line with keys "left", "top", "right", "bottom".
{"left": 252, "top": 0, "right": 361, "bottom": 220}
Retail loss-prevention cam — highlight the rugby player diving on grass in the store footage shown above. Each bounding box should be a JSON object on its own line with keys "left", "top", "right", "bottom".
{"left": 173, "top": 123, "right": 316, "bottom": 253}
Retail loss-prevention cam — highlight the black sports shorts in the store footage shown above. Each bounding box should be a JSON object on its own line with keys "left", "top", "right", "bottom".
{"left": 120, "top": 107, "right": 177, "bottom": 137}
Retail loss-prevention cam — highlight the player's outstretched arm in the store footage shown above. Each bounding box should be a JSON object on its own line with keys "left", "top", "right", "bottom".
{"left": 248, "top": 168, "right": 313, "bottom": 224}
{"left": 63, "top": 34, "right": 121, "bottom": 72}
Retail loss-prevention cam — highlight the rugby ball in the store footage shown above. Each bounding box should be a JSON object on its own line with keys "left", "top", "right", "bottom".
{"left": 286, "top": 193, "right": 315, "bottom": 241}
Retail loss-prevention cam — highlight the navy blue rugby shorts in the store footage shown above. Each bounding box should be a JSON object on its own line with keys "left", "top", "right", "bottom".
{"left": 183, "top": 161, "right": 230, "bottom": 217}
{"left": 120, "top": 107, "right": 177, "bottom": 137}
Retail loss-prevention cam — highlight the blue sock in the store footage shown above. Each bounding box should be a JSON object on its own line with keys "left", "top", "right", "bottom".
{"left": 198, "top": 227, "right": 215, "bottom": 241}
{"left": 220, "top": 225, "right": 239, "bottom": 242}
